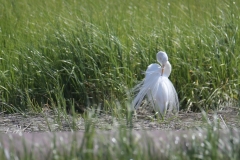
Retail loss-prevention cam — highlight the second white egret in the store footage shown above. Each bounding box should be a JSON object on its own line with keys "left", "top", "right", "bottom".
{"left": 132, "top": 51, "right": 179, "bottom": 116}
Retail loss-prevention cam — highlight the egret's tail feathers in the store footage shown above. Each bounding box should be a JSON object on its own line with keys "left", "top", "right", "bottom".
{"left": 132, "top": 71, "right": 161, "bottom": 110}
{"left": 165, "top": 80, "right": 179, "bottom": 113}
{"left": 131, "top": 81, "right": 148, "bottom": 110}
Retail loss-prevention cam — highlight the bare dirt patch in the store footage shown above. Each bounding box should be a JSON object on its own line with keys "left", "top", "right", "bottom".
{"left": 0, "top": 105, "right": 239, "bottom": 133}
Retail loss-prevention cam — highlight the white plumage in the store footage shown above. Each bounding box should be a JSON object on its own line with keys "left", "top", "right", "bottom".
{"left": 132, "top": 51, "right": 179, "bottom": 115}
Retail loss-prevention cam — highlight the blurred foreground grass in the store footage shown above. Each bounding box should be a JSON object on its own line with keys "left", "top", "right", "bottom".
{"left": 0, "top": 110, "right": 240, "bottom": 160}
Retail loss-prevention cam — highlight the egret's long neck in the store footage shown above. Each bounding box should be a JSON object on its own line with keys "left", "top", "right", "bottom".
{"left": 161, "top": 61, "right": 172, "bottom": 77}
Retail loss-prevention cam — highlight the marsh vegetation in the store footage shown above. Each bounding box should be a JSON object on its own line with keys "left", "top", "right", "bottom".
{"left": 0, "top": 0, "right": 240, "bottom": 159}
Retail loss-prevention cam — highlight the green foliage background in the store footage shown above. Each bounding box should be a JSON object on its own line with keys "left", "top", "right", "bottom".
{"left": 0, "top": 0, "right": 239, "bottom": 112}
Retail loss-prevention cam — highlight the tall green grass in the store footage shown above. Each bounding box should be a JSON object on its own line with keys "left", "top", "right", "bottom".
{"left": 0, "top": 0, "right": 239, "bottom": 112}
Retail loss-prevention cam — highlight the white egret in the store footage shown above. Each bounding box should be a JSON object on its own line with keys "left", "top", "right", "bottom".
{"left": 132, "top": 51, "right": 179, "bottom": 116}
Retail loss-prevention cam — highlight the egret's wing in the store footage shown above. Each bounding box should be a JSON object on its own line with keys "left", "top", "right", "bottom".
{"left": 145, "top": 63, "right": 161, "bottom": 78}
{"left": 132, "top": 64, "right": 161, "bottom": 110}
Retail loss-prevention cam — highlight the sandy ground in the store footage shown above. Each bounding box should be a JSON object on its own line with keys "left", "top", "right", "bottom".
{"left": 0, "top": 104, "right": 240, "bottom": 160}
{"left": 0, "top": 104, "right": 239, "bottom": 133}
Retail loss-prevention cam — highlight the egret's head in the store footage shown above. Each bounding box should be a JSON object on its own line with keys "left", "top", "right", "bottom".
{"left": 157, "top": 51, "right": 168, "bottom": 66}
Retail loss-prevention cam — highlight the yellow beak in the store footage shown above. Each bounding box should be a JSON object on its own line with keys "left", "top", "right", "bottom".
{"left": 161, "top": 65, "right": 164, "bottom": 76}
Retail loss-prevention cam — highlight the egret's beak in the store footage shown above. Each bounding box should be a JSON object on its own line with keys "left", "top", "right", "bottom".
{"left": 161, "top": 65, "right": 164, "bottom": 76}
